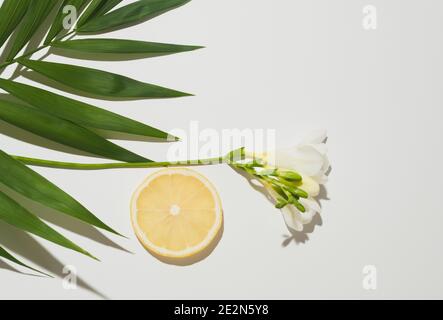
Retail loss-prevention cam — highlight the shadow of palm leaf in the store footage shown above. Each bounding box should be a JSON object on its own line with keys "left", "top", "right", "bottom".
{"left": 0, "top": 220, "right": 108, "bottom": 299}
{"left": 0, "top": 259, "right": 41, "bottom": 277}
{"left": 0, "top": 183, "right": 132, "bottom": 255}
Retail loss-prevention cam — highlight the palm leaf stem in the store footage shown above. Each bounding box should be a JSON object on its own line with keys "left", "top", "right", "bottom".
{"left": 0, "top": 30, "right": 75, "bottom": 70}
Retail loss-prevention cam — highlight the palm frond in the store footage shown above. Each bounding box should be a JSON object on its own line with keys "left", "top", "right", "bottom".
{"left": 76, "top": 0, "right": 122, "bottom": 27}
{"left": 77, "top": 0, "right": 190, "bottom": 34}
{"left": 0, "top": 0, "right": 29, "bottom": 49}
{"left": 18, "top": 58, "right": 192, "bottom": 99}
{"left": 0, "top": 150, "right": 119, "bottom": 235}
{"left": 0, "top": 0, "right": 198, "bottom": 275}
{"left": 51, "top": 38, "right": 203, "bottom": 58}
{"left": 0, "top": 98, "right": 149, "bottom": 162}
{"left": 44, "top": 0, "right": 89, "bottom": 45}
{"left": 5, "top": 0, "right": 59, "bottom": 61}
{"left": 0, "top": 79, "right": 177, "bottom": 140}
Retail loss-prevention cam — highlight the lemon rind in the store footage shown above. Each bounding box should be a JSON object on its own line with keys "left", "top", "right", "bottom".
{"left": 130, "top": 168, "right": 223, "bottom": 259}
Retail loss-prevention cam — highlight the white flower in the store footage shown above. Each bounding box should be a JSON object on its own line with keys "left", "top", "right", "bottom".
{"left": 265, "top": 130, "right": 330, "bottom": 232}
{"left": 281, "top": 198, "right": 321, "bottom": 232}
{"left": 268, "top": 129, "right": 329, "bottom": 185}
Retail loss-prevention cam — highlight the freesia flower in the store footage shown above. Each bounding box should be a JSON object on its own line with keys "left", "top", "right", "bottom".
{"left": 281, "top": 197, "right": 322, "bottom": 232}
{"left": 267, "top": 129, "right": 329, "bottom": 186}
{"left": 235, "top": 130, "right": 330, "bottom": 232}
{"left": 268, "top": 130, "right": 329, "bottom": 231}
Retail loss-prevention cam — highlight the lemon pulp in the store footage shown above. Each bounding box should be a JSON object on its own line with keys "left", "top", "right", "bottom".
{"left": 130, "top": 168, "right": 223, "bottom": 259}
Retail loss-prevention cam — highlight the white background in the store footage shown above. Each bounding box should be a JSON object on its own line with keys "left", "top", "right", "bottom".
{"left": 1, "top": 0, "right": 443, "bottom": 299}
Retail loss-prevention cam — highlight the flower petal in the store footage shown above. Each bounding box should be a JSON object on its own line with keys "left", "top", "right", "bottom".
{"left": 281, "top": 205, "right": 304, "bottom": 231}
{"left": 311, "top": 143, "right": 328, "bottom": 155}
{"left": 313, "top": 174, "right": 328, "bottom": 184}
{"left": 300, "top": 129, "right": 327, "bottom": 145}
{"left": 300, "top": 198, "right": 322, "bottom": 214}
{"left": 301, "top": 175, "right": 320, "bottom": 197}
{"left": 299, "top": 210, "right": 316, "bottom": 224}
{"left": 275, "top": 145, "right": 324, "bottom": 176}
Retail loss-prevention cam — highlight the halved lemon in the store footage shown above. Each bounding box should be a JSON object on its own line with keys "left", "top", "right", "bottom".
{"left": 130, "top": 168, "right": 223, "bottom": 259}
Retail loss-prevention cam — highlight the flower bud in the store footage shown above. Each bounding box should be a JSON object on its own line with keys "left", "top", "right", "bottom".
{"left": 276, "top": 170, "right": 302, "bottom": 181}
{"left": 226, "top": 147, "right": 245, "bottom": 162}
{"left": 293, "top": 188, "right": 308, "bottom": 199}
{"left": 255, "top": 168, "right": 276, "bottom": 176}
{"left": 292, "top": 199, "right": 306, "bottom": 213}
{"left": 275, "top": 199, "right": 287, "bottom": 209}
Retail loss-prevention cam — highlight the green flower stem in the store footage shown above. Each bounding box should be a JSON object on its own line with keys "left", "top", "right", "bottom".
{"left": 13, "top": 155, "right": 233, "bottom": 170}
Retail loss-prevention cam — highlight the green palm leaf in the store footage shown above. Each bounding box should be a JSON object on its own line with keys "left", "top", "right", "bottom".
{"left": 89, "top": 0, "right": 123, "bottom": 17}
{"left": 44, "top": 0, "right": 89, "bottom": 45}
{"left": 0, "top": 98, "right": 149, "bottom": 162}
{"left": 77, "top": 0, "right": 122, "bottom": 27}
{"left": 0, "top": 245, "right": 50, "bottom": 276}
{"left": 0, "top": 191, "right": 97, "bottom": 260}
{"left": 77, "top": 0, "right": 190, "bottom": 34}
{"left": 0, "top": 79, "right": 176, "bottom": 140}
{"left": 0, "top": 0, "right": 30, "bottom": 49}
{"left": 0, "top": 150, "right": 119, "bottom": 235}
{"left": 0, "top": 0, "right": 200, "bottom": 275}
{"left": 5, "top": 0, "right": 59, "bottom": 62}
{"left": 51, "top": 38, "right": 203, "bottom": 57}
{"left": 18, "top": 58, "right": 191, "bottom": 99}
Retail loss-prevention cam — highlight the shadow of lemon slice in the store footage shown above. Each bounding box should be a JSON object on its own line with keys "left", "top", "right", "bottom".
{"left": 130, "top": 168, "right": 223, "bottom": 265}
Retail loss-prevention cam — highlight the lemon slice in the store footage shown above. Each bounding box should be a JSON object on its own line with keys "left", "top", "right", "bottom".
{"left": 131, "top": 168, "right": 223, "bottom": 259}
